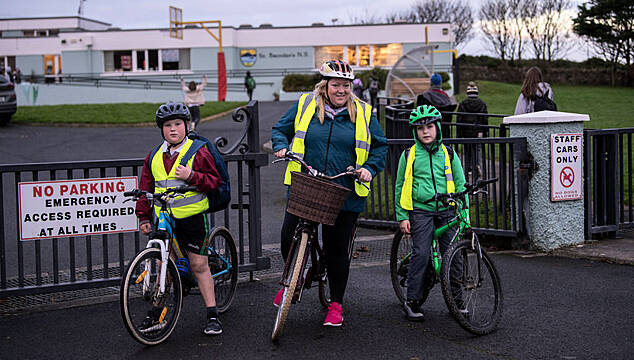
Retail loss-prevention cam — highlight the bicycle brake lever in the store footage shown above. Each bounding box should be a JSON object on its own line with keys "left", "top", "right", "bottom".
{"left": 474, "top": 189, "right": 488, "bottom": 196}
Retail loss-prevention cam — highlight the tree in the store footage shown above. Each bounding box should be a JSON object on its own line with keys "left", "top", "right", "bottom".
{"left": 524, "top": 0, "right": 574, "bottom": 62}
{"left": 573, "top": 0, "right": 634, "bottom": 85}
{"left": 480, "top": 0, "right": 518, "bottom": 61}
{"left": 393, "top": 0, "right": 475, "bottom": 47}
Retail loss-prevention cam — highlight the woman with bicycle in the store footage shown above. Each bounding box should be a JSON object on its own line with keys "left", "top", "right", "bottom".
{"left": 271, "top": 60, "right": 387, "bottom": 327}
{"left": 394, "top": 105, "right": 468, "bottom": 321}
{"left": 135, "top": 102, "right": 224, "bottom": 335}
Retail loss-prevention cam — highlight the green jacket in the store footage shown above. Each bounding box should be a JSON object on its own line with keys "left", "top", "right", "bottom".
{"left": 394, "top": 122, "right": 467, "bottom": 221}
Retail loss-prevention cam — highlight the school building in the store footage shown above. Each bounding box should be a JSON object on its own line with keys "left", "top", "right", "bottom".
{"left": 0, "top": 16, "right": 455, "bottom": 105}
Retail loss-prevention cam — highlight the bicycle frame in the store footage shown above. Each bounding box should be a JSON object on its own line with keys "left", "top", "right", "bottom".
{"left": 280, "top": 219, "right": 318, "bottom": 302}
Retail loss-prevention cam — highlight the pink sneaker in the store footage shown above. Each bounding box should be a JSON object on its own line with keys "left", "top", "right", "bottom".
{"left": 323, "top": 302, "right": 343, "bottom": 327}
{"left": 273, "top": 288, "right": 283, "bottom": 308}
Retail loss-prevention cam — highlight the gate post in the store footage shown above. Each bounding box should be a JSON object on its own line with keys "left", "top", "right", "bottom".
{"left": 504, "top": 111, "right": 589, "bottom": 250}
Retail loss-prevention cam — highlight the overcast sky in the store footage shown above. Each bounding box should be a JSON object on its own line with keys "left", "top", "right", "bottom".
{"left": 4, "top": 0, "right": 589, "bottom": 60}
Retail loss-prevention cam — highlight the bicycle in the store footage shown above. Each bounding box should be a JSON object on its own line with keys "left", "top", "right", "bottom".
{"left": 120, "top": 186, "right": 238, "bottom": 345}
{"left": 270, "top": 151, "right": 368, "bottom": 341}
{"left": 390, "top": 178, "right": 503, "bottom": 335}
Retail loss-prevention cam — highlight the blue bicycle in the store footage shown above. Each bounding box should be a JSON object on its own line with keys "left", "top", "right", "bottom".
{"left": 120, "top": 186, "right": 238, "bottom": 345}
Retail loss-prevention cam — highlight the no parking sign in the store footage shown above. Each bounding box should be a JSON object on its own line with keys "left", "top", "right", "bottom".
{"left": 551, "top": 134, "right": 583, "bottom": 201}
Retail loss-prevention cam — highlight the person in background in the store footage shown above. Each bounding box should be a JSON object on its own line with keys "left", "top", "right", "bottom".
{"left": 244, "top": 71, "right": 256, "bottom": 101}
{"left": 514, "top": 67, "right": 554, "bottom": 115}
{"left": 352, "top": 78, "right": 365, "bottom": 101}
{"left": 180, "top": 74, "right": 207, "bottom": 130}
{"left": 368, "top": 76, "right": 380, "bottom": 111}
{"left": 456, "top": 81, "right": 488, "bottom": 178}
{"left": 418, "top": 73, "right": 454, "bottom": 139}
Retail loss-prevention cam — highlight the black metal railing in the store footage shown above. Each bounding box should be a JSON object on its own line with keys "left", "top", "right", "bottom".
{"left": 0, "top": 101, "right": 269, "bottom": 297}
{"left": 584, "top": 128, "right": 634, "bottom": 238}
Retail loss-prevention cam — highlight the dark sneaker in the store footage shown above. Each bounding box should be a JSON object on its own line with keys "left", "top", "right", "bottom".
{"left": 204, "top": 317, "right": 223, "bottom": 335}
{"left": 403, "top": 300, "right": 425, "bottom": 321}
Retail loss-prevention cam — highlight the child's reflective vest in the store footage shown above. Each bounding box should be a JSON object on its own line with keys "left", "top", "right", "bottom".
{"left": 150, "top": 138, "right": 209, "bottom": 218}
{"left": 399, "top": 144, "right": 455, "bottom": 210}
{"left": 283, "top": 93, "right": 372, "bottom": 197}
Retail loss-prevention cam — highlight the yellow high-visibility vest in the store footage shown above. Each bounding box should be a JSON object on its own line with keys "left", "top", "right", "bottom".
{"left": 151, "top": 138, "right": 209, "bottom": 218}
{"left": 283, "top": 93, "right": 372, "bottom": 197}
{"left": 399, "top": 143, "right": 455, "bottom": 210}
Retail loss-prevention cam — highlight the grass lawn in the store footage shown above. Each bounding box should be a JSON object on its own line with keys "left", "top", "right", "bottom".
{"left": 12, "top": 101, "right": 247, "bottom": 125}
{"left": 455, "top": 81, "right": 634, "bottom": 129}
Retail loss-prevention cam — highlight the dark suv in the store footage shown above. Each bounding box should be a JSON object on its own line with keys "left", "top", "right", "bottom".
{"left": 0, "top": 77, "right": 17, "bottom": 125}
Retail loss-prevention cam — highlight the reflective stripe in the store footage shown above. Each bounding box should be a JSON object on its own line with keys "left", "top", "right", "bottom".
{"left": 155, "top": 179, "right": 187, "bottom": 188}
{"left": 355, "top": 140, "right": 371, "bottom": 153}
{"left": 169, "top": 193, "right": 208, "bottom": 208}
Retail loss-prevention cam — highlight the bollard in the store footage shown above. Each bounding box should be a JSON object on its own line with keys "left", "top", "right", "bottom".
{"left": 504, "top": 111, "right": 589, "bottom": 251}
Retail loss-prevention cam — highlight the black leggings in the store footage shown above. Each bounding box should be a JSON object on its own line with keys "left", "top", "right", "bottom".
{"left": 188, "top": 105, "right": 200, "bottom": 128}
{"left": 280, "top": 210, "right": 359, "bottom": 305}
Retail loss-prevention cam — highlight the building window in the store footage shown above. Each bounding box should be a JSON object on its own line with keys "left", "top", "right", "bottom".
{"left": 372, "top": 43, "right": 402, "bottom": 66}
{"left": 314, "top": 46, "right": 343, "bottom": 68}
{"left": 346, "top": 46, "right": 357, "bottom": 66}
{"left": 104, "top": 48, "right": 190, "bottom": 72}
{"left": 358, "top": 45, "right": 370, "bottom": 67}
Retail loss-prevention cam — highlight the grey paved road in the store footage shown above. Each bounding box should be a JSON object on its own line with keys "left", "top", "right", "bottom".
{"left": 1, "top": 255, "right": 633, "bottom": 359}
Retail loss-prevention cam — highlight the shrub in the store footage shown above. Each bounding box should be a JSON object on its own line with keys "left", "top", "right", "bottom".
{"left": 282, "top": 73, "right": 320, "bottom": 92}
{"left": 356, "top": 67, "right": 390, "bottom": 90}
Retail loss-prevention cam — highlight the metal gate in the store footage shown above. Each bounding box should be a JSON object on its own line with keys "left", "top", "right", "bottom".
{"left": 359, "top": 98, "right": 532, "bottom": 242}
{"left": 584, "top": 128, "right": 634, "bottom": 238}
{"left": 0, "top": 101, "right": 270, "bottom": 297}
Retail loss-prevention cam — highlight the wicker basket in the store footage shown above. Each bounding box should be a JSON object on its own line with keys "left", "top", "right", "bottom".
{"left": 287, "top": 172, "right": 351, "bottom": 226}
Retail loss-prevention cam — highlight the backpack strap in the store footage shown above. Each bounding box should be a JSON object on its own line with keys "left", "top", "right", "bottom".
{"left": 179, "top": 139, "right": 207, "bottom": 166}
{"left": 147, "top": 144, "right": 162, "bottom": 169}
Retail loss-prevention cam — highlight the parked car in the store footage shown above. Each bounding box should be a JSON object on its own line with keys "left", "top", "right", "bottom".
{"left": 0, "top": 77, "right": 17, "bottom": 125}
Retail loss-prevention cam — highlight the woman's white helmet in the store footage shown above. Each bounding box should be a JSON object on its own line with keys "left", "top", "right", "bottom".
{"left": 319, "top": 60, "right": 354, "bottom": 80}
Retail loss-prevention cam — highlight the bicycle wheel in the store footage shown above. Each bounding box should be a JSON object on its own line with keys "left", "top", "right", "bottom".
{"left": 272, "top": 231, "right": 308, "bottom": 341}
{"left": 440, "top": 237, "right": 503, "bottom": 335}
{"left": 389, "top": 230, "right": 410, "bottom": 304}
{"left": 390, "top": 231, "right": 435, "bottom": 305}
{"left": 120, "top": 247, "right": 183, "bottom": 345}
{"left": 207, "top": 226, "right": 238, "bottom": 313}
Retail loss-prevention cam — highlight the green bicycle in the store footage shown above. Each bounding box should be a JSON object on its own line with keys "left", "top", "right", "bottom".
{"left": 390, "top": 178, "right": 503, "bottom": 335}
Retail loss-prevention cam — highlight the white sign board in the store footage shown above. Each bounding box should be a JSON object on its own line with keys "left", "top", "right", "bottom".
{"left": 19, "top": 177, "right": 139, "bottom": 241}
{"left": 551, "top": 134, "right": 583, "bottom": 201}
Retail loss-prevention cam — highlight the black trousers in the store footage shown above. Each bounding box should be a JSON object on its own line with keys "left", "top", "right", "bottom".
{"left": 280, "top": 210, "right": 358, "bottom": 304}
{"left": 188, "top": 105, "right": 200, "bottom": 128}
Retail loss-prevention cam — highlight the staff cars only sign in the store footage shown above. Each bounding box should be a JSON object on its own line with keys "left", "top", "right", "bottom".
{"left": 19, "top": 177, "right": 138, "bottom": 240}
{"left": 551, "top": 134, "right": 583, "bottom": 201}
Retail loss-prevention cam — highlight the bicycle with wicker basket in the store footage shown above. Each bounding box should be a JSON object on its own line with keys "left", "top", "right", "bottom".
{"left": 270, "top": 151, "right": 369, "bottom": 341}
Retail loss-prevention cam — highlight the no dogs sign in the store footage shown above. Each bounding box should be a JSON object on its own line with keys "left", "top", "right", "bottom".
{"left": 551, "top": 134, "right": 583, "bottom": 201}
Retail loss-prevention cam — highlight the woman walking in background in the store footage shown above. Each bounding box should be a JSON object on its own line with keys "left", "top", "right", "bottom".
{"left": 181, "top": 74, "right": 207, "bottom": 130}
{"left": 514, "top": 67, "right": 555, "bottom": 115}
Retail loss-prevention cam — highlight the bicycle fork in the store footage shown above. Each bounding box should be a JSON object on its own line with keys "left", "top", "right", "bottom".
{"left": 144, "top": 239, "right": 170, "bottom": 295}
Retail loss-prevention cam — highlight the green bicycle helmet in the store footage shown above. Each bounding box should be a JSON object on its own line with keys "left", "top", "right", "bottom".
{"left": 409, "top": 105, "right": 442, "bottom": 126}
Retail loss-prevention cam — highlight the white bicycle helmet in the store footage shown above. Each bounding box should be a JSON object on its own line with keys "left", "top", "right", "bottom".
{"left": 319, "top": 60, "right": 354, "bottom": 80}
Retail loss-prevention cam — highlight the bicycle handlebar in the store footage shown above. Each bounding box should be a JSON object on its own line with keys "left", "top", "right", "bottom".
{"left": 422, "top": 178, "right": 499, "bottom": 206}
{"left": 124, "top": 185, "right": 198, "bottom": 203}
{"left": 273, "top": 151, "right": 369, "bottom": 188}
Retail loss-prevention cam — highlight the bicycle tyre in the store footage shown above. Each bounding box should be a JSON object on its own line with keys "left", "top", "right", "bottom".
{"left": 207, "top": 226, "right": 238, "bottom": 313}
{"left": 120, "top": 247, "right": 183, "bottom": 345}
{"left": 272, "top": 231, "right": 308, "bottom": 341}
{"left": 440, "top": 237, "right": 503, "bottom": 335}
{"left": 390, "top": 231, "right": 435, "bottom": 305}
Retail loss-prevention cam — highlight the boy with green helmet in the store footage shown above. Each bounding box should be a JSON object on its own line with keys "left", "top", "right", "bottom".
{"left": 394, "top": 104, "right": 468, "bottom": 321}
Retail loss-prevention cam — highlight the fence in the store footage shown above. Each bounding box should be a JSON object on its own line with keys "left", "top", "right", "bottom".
{"left": 0, "top": 101, "right": 270, "bottom": 297}
{"left": 360, "top": 97, "right": 531, "bottom": 241}
{"left": 584, "top": 128, "right": 634, "bottom": 238}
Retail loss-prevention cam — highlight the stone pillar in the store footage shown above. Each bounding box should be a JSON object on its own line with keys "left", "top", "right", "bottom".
{"left": 504, "top": 111, "right": 589, "bottom": 251}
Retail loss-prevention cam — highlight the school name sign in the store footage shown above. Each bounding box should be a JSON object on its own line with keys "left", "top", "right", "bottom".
{"left": 19, "top": 177, "right": 138, "bottom": 240}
